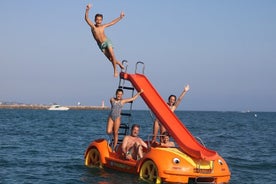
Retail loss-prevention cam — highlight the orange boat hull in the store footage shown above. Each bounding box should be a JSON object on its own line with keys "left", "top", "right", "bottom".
{"left": 84, "top": 139, "right": 230, "bottom": 183}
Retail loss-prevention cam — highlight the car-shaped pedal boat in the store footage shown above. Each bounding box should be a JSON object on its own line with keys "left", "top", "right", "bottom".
{"left": 84, "top": 138, "right": 230, "bottom": 183}
{"left": 84, "top": 67, "right": 231, "bottom": 183}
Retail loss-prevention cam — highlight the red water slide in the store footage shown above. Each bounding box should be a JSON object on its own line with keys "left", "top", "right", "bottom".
{"left": 120, "top": 72, "right": 218, "bottom": 161}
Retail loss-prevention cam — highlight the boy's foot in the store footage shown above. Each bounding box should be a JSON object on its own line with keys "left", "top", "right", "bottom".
{"left": 118, "top": 62, "right": 125, "bottom": 69}
{"left": 114, "top": 70, "right": 119, "bottom": 78}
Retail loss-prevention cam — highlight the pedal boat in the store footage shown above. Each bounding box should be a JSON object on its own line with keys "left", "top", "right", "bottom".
{"left": 84, "top": 138, "right": 230, "bottom": 183}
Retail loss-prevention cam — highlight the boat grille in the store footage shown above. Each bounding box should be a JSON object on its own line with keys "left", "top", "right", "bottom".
{"left": 188, "top": 177, "right": 215, "bottom": 184}
{"left": 194, "top": 168, "right": 213, "bottom": 174}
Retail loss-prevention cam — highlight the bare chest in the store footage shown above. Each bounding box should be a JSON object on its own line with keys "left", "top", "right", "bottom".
{"left": 126, "top": 137, "right": 139, "bottom": 147}
{"left": 91, "top": 27, "right": 106, "bottom": 42}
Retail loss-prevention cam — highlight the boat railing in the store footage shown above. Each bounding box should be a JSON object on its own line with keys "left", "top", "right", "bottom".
{"left": 195, "top": 136, "right": 206, "bottom": 147}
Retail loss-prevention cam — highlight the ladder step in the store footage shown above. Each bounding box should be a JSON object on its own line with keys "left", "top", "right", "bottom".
{"left": 118, "top": 86, "right": 135, "bottom": 90}
{"left": 118, "top": 132, "right": 127, "bottom": 136}
{"left": 117, "top": 139, "right": 124, "bottom": 143}
{"left": 121, "top": 113, "right": 132, "bottom": 117}
{"left": 120, "top": 123, "right": 129, "bottom": 128}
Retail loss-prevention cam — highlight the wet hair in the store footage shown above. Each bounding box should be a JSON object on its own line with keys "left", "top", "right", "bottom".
{"left": 131, "top": 124, "right": 140, "bottom": 131}
{"left": 168, "top": 95, "right": 176, "bottom": 104}
{"left": 116, "top": 88, "right": 124, "bottom": 95}
{"left": 95, "top": 13, "right": 103, "bottom": 20}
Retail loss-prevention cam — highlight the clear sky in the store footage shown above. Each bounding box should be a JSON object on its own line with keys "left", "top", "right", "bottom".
{"left": 0, "top": 0, "right": 275, "bottom": 112}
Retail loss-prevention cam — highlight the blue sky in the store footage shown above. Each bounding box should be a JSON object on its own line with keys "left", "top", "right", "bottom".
{"left": 0, "top": 0, "right": 275, "bottom": 112}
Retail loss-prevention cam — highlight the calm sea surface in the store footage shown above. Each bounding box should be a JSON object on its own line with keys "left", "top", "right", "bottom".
{"left": 1, "top": 109, "right": 275, "bottom": 184}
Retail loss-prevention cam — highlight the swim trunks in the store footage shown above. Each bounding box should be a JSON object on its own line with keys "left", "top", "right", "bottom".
{"left": 98, "top": 38, "right": 112, "bottom": 52}
{"left": 109, "top": 100, "right": 123, "bottom": 121}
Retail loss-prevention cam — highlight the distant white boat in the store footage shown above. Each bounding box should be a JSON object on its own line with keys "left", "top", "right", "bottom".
{"left": 48, "top": 105, "right": 69, "bottom": 111}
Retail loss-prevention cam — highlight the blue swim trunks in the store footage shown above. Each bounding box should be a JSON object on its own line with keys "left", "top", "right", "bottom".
{"left": 98, "top": 38, "right": 112, "bottom": 52}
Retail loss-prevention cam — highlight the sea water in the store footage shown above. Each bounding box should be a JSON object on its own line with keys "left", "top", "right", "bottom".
{"left": 0, "top": 109, "right": 275, "bottom": 184}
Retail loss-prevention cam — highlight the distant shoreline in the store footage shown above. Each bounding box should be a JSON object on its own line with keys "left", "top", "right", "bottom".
{"left": 0, "top": 104, "right": 110, "bottom": 110}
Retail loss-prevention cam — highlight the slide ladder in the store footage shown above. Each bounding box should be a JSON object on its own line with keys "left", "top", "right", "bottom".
{"left": 114, "top": 60, "right": 138, "bottom": 145}
{"left": 119, "top": 62, "right": 218, "bottom": 161}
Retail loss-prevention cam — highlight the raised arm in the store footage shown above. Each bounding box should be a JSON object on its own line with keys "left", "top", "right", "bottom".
{"left": 122, "top": 89, "right": 143, "bottom": 104}
{"left": 174, "top": 85, "right": 190, "bottom": 109}
{"left": 104, "top": 11, "right": 125, "bottom": 28}
{"left": 85, "top": 4, "right": 95, "bottom": 29}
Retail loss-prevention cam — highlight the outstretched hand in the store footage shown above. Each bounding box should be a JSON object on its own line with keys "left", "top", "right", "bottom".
{"left": 86, "top": 4, "right": 92, "bottom": 10}
{"left": 120, "top": 11, "right": 125, "bottom": 18}
{"left": 184, "top": 85, "right": 190, "bottom": 92}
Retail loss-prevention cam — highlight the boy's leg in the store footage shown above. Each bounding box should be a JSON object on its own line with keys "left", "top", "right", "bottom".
{"left": 107, "top": 46, "right": 124, "bottom": 69}
{"left": 103, "top": 49, "right": 117, "bottom": 77}
{"left": 104, "top": 47, "right": 124, "bottom": 76}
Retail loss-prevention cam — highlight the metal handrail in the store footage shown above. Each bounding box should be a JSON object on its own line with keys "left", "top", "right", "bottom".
{"left": 121, "top": 60, "right": 128, "bottom": 73}
{"left": 135, "top": 61, "right": 145, "bottom": 74}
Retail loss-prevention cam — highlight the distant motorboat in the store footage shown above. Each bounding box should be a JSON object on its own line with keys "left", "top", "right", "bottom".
{"left": 48, "top": 105, "right": 69, "bottom": 111}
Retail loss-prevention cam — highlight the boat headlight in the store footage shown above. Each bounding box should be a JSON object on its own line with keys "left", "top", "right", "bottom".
{"left": 173, "top": 158, "right": 180, "bottom": 164}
